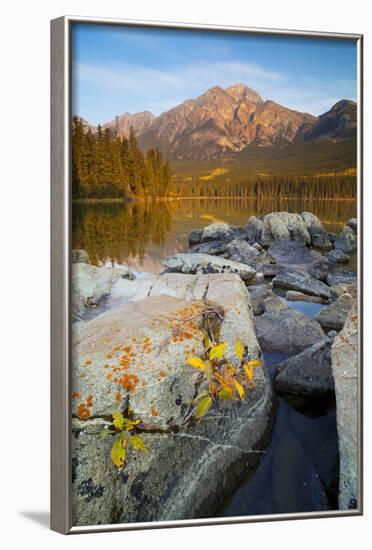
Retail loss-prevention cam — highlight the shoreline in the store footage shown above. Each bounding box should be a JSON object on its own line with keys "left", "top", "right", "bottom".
{"left": 73, "top": 195, "right": 357, "bottom": 205}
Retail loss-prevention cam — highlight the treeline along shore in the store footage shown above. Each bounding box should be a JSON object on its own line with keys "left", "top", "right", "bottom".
{"left": 72, "top": 117, "right": 357, "bottom": 202}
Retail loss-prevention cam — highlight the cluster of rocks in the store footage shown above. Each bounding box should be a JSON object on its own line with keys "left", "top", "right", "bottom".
{"left": 70, "top": 211, "right": 358, "bottom": 519}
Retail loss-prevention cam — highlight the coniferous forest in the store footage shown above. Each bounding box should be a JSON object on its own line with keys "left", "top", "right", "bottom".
{"left": 72, "top": 117, "right": 173, "bottom": 199}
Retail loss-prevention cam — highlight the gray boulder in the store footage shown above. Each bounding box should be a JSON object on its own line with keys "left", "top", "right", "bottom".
{"left": 326, "top": 271, "right": 357, "bottom": 287}
{"left": 245, "top": 216, "right": 263, "bottom": 243}
{"left": 261, "top": 212, "right": 311, "bottom": 246}
{"left": 72, "top": 249, "right": 91, "bottom": 264}
{"left": 327, "top": 249, "right": 350, "bottom": 264}
{"left": 268, "top": 240, "right": 313, "bottom": 266}
{"left": 347, "top": 218, "right": 357, "bottom": 233}
{"left": 71, "top": 277, "right": 273, "bottom": 525}
{"left": 315, "top": 294, "right": 355, "bottom": 331}
{"left": 254, "top": 309, "right": 326, "bottom": 355}
{"left": 331, "top": 283, "right": 357, "bottom": 300}
{"left": 72, "top": 263, "right": 136, "bottom": 319}
{"left": 188, "top": 222, "right": 235, "bottom": 247}
{"left": 190, "top": 240, "right": 228, "bottom": 255}
{"left": 274, "top": 340, "right": 333, "bottom": 396}
{"left": 308, "top": 259, "right": 329, "bottom": 281}
{"left": 334, "top": 226, "right": 357, "bottom": 253}
{"left": 248, "top": 285, "right": 287, "bottom": 316}
{"left": 224, "top": 239, "right": 273, "bottom": 268}
{"left": 273, "top": 268, "right": 331, "bottom": 299}
{"left": 162, "top": 253, "right": 256, "bottom": 282}
{"left": 301, "top": 211, "right": 332, "bottom": 250}
{"left": 331, "top": 301, "right": 358, "bottom": 510}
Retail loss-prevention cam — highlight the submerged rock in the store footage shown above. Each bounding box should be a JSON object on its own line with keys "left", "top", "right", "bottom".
{"left": 162, "top": 253, "right": 256, "bottom": 282}
{"left": 331, "top": 302, "right": 358, "bottom": 510}
{"left": 334, "top": 226, "right": 357, "bottom": 253}
{"left": 273, "top": 268, "right": 331, "bottom": 299}
{"left": 285, "top": 291, "right": 325, "bottom": 304}
{"left": 274, "top": 340, "right": 333, "bottom": 396}
{"left": 71, "top": 276, "right": 273, "bottom": 525}
{"left": 254, "top": 309, "right": 326, "bottom": 355}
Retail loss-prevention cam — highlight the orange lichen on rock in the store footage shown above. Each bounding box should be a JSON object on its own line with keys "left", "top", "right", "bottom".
{"left": 115, "top": 392, "right": 122, "bottom": 401}
{"left": 159, "top": 370, "right": 166, "bottom": 377}
{"left": 72, "top": 391, "right": 81, "bottom": 399}
{"left": 151, "top": 408, "right": 158, "bottom": 417}
{"left": 121, "top": 373, "right": 139, "bottom": 393}
{"left": 83, "top": 359, "right": 92, "bottom": 366}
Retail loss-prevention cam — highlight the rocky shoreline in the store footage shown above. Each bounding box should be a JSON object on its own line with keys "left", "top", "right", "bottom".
{"left": 71, "top": 211, "right": 358, "bottom": 525}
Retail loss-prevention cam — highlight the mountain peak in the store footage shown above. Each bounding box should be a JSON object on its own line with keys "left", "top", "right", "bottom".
{"left": 225, "top": 83, "right": 262, "bottom": 103}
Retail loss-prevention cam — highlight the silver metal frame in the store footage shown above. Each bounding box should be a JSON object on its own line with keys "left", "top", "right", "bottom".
{"left": 51, "top": 15, "right": 363, "bottom": 534}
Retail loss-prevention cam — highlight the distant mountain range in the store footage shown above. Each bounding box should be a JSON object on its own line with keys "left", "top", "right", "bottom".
{"left": 79, "top": 83, "right": 356, "bottom": 165}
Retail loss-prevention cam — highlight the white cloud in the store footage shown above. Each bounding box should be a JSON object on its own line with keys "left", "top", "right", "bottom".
{"left": 73, "top": 59, "right": 356, "bottom": 123}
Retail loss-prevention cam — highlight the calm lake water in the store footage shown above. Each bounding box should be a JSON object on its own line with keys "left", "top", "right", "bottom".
{"left": 72, "top": 197, "right": 357, "bottom": 271}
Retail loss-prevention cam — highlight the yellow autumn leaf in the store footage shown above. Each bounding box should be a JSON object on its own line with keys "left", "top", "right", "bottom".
{"left": 234, "top": 379, "right": 245, "bottom": 399}
{"left": 234, "top": 339, "right": 245, "bottom": 361}
{"left": 214, "top": 372, "right": 234, "bottom": 391}
{"left": 244, "top": 364, "right": 254, "bottom": 386}
{"left": 112, "top": 410, "right": 124, "bottom": 431}
{"left": 187, "top": 356, "right": 207, "bottom": 370}
{"left": 194, "top": 395, "right": 213, "bottom": 419}
{"left": 123, "top": 417, "right": 141, "bottom": 431}
{"left": 209, "top": 342, "right": 227, "bottom": 361}
{"left": 130, "top": 434, "right": 147, "bottom": 452}
{"left": 247, "top": 359, "right": 262, "bottom": 368}
{"left": 111, "top": 438, "right": 126, "bottom": 469}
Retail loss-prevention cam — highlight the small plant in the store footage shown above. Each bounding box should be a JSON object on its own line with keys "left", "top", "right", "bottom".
{"left": 187, "top": 337, "right": 261, "bottom": 420}
{"left": 101, "top": 409, "right": 147, "bottom": 470}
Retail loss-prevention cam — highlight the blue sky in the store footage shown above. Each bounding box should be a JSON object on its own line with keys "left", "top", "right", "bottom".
{"left": 72, "top": 23, "right": 357, "bottom": 125}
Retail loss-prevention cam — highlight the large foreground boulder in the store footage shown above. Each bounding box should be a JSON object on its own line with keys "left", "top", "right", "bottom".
{"left": 331, "top": 301, "right": 359, "bottom": 510}
{"left": 273, "top": 268, "right": 331, "bottom": 299}
{"left": 71, "top": 274, "right": 273, "bottom": 525}
{"left": 254, "top": 308, "right": 326, "bottom": 355}
{"left": 274, "top": 340, "right": 333, "bottom": 396}
{"left": 162, "top": 253, "right": 256, "bottom": 282}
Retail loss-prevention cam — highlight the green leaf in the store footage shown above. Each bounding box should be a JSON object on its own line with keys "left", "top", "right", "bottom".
{"left": 112, "top": 410, "right": 124, "bottom": 431}
{"left": 234, "top": 339, "right": 244, "bottom": 361}
{"left": 187, "top": 356, "right": 207, "bottom": 370}
{"left": 204, "top": 333, "right": 212, "bottom": 351}
{"left": 218, "top": 388, "right": 234, "bottom": 400}
{"left": 130, "top": 434, "right": 147, "bottom": 452}
{"left": 194, "top": 395, "right": 213, "bottom": 419}
{"left": 209, "top": 342, "right": 227, "bottom": 361}
{"left": 111, "top": 438, "right": 126, "bottom": 469}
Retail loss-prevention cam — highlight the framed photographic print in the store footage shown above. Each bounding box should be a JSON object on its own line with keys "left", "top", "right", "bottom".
{"left": 51, "top": 16, "right": 363, "bottom": 534}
